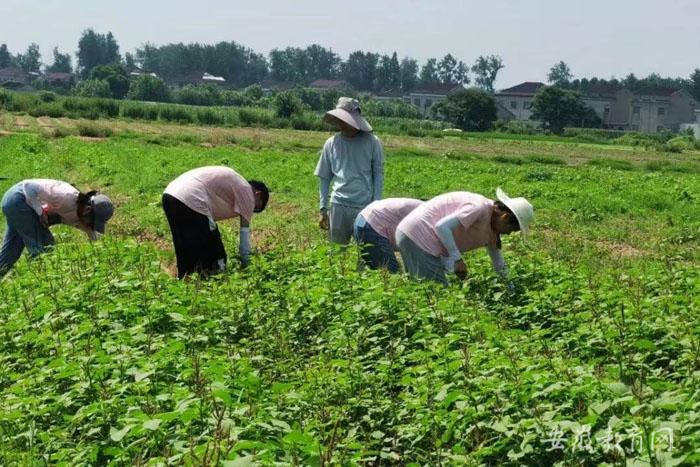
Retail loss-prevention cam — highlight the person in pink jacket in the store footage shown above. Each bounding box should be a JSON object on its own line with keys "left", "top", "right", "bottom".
{"left": 395, "top": 188, "right": 533, "bottom": 285}
{"left": 0, "top": 179, "right": 114, "bottom": 278}
{"left": 162, "top": 166, "right": 269, "bottom": 279}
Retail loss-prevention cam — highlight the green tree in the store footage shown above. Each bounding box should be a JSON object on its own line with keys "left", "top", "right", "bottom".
{"left": 688, "top": 69, "right": 700, "bottom": 101}
{"left": 471, "top": 55, "right": 503, "bottom": 93}
{"left": 531, "top": 86, "right": 599, "bottom": 134}
{"left": 419, "top": 58, "right": 439, "bottom": 84}
{"left": 16, "top": 43, "right": 41, "bottom": 72}
{"left": 399, "top": 57, "right": 418, "bottom": 92}
{"left": 244, "top": 84, "right": 263, "bottom": 102}
{"left": 127, "top": 75, "right": 170, "bottom": 102}
{"left": 376, "top": 52, "right": 401, "bottom": 91}
{"left": 75, "top": 79, "right": 112, "bottom": 98}
{"left": 90, "top": 64, "right": 130, "bottom": 99}
{"left": 273, "top": 91, "right": 304, "bottom": 118}
{"left": 124, "top": 52, "right": 137, "bottom": 73}
{"left": 77, "top": 29, "right": 121, "bottom": 77}
{"left": 0, "top": 44, "right": 13, "bottom": 68}
{"left": 432, "top": 88, "right": 497, "bottom": 131}
{"left": 454, "top": 60, "right": 470, "bottom": 85}
{"left": 46, "top": 47, "right": 72, "bottom": 73}
{"left": 342, "top": 51, "right": 378, "bottom": 91}
{"left": 547, "top": 61, "right": 573, "bottom": 87}
{"left": 437, "top": 54, "right": 457, "bottom": 84}
{"left": 175, "top": 84, "right": 221, "bottom": 106}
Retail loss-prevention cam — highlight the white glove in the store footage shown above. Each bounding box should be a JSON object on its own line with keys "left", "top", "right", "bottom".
{"left": 441, "top": 254, "right": 460, "bottom": 273}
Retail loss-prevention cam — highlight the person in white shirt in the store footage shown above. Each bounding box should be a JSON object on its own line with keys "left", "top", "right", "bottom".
{"left": 0, "top": 179, "right": 114, "bottom": 278}
{"left": 162, "top": 166, "right": 269, "bottom": 279}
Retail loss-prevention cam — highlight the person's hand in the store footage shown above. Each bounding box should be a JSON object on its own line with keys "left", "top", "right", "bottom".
{"left": 39, "top": 212, "right": 49, "bottom": 228}
{"left": 318, "top": 211, "right": 329, "bottom": 230}
{"left": 454, "top": 259, "right": 468, "bottom": 280}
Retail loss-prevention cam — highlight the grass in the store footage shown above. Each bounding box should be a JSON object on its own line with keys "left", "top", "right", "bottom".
{"left": 0, "top": 120, "right": 699, "bottom": 464}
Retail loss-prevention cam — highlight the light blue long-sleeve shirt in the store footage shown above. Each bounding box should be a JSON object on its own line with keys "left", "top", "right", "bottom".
{"left": 315, "top": 132, "right": 384, "bottom": 211}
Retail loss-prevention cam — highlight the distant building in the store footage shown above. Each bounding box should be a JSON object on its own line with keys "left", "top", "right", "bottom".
{"left": 494, "top": 82, "right": 545, "bottom": 121}
{"left": 129, "top": 70, "right": 158, "bottom": 79}
{"left": 171, "top": 71, "right": 226, "bottom": 87}
{"left": 45, "top": 72, "right": 76, "bottom": 86}
{"left": 407, "top": 83, "right": 464, "bottom": 115}
{"left": 0, "top": 67, "right": 31, "bottom": 89}
{"left": 680, "top": 109, "right": 700, "bottom": 138}
{"left": 372, "top": 89, "right": 404, "bottom": 102}
{"left": 259, "top": 79, "right": 297, "bottom": 95}
{"left": 308, "top": 79, "right": 349, "bottom": 91}
{"left": 495, "top": 81, "right": 698, "bottom": 134}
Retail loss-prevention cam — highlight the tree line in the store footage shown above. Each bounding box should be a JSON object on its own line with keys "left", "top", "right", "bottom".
{"left": 1, "top": 29, "right": 505, "bottom": 93}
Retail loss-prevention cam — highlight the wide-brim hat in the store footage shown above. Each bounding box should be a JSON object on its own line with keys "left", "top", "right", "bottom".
{"left": 324, "top": 97, "right": 372, "bottom": 132}
{"left": 496, "top": 188, "right": 534, "bottom": 241}
{"left": 90, "top": 193, "right": 114, "bottom": 234}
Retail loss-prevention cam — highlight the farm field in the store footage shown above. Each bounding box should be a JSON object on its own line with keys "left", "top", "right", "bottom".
{"left": 0, "top": 117, "right": 699, "bottom": 465}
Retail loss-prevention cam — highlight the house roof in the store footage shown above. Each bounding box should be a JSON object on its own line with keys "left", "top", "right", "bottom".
{"left": 411, "top": 83, "right": 463, "bottom": 95}
{"left": 497, "top": 82, "right": 545, "bottom": 96}
{"left": 309, "top": 79, "right": 348, "bottom": 89}
{"left": 581, "top": 83, "right": 622, "bottom": 99}
{"left": 260, "top": 79, "right": 297, "bottom": 91}
{"left": 374, "top": 89, "right": 404, "bottom": 98}
{"left": 46, "top": 72, "right": 75, "bottom": 81}
{"left": 0, "top": 67, "right": 29, "bottom": 80}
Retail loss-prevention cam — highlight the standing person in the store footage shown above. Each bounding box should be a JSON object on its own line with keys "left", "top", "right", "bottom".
{"left": 353, "top": 198, "right": 423, "bottom": 273}
{"left": 396, "top": 189, "right": 533, "bottom": 285}
{"left": 162, "top": 166, "right": 269, "bottom": 279}
{"left": 0, "top": 179, "right": 114, "bottom": 278}
{"left": 315, "top": 97, "right": 384, "bottom": 245}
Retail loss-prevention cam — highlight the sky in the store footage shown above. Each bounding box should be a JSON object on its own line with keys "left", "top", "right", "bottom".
{"left": 2, "top": 0, "right": 699, "bottom": 88}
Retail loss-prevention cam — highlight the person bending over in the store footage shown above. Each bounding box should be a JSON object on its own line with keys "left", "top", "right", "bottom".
{"left": 0, "top": 179, "right": 114, "bottom": 278}
{"left": 395, "top": 188, "right": 533, "bottom": 285}
{"left": 162, "top": 166, "right": 269, "bottom": 279}
{"left": 353, "top": 197, "right": 423, "bottom": 273}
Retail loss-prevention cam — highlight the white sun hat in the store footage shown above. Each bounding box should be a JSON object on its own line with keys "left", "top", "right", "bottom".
{"left": 496, "top": 188, "right": 534, "bottom": 241}
{"left": 324, "top": 97, "right": 373, "bottom": 132}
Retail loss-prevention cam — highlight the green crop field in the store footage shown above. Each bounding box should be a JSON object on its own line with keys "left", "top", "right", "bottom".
{"left": 0, "top": 117, "right": 699, "bottom": 465}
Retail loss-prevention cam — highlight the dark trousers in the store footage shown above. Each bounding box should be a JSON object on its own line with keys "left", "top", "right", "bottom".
{"left": 162, "top": 194, "right": 227, "bottom": 279}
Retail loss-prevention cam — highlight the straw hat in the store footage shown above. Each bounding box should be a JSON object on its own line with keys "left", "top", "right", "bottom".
{"left": 496, "top": 188, "right": 534, "bottom": 240}
{"left": 324, "top": 97, "right": 372, "bottom": 132}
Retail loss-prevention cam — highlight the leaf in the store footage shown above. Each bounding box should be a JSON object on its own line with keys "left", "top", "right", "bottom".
{"left": 223, "top": 456, "right": 256, "bottom": 467}
{"left": 143, "top": 419, "right": 162, "bottom": 431}
{"left": 590, "top": 400, "right": 611, "bottom": 415}
{"left": 634, "top": 339, "right": 656, "bottom": 351}
{"left": 605, "top": 382, "right": 630, "bottom": 395}
{"left": 109, "top": 424, "right": 133, "bottom": 442}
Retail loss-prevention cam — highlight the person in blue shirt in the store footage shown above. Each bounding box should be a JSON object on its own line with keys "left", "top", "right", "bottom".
{"left": 315, "top": 97, "right": 384, "bottom": 245}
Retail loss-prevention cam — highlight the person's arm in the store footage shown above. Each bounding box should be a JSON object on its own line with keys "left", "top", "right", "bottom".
{"left": 371, "top": 138, "right": 384, "bottom": 201}
{"left": 487, "top": 245, "right": 508, "bottom": 279}
{"left": 22, "top": 181, "right": 44, "bottom": 216}
{"left": 239, "top": 217, "right": 251, "bottom": 266}
{"left": 435, "top": 214, "right": 462, "bottom": 272}
{"left": 318, "top": 177, "right": 331, "bottom": 212}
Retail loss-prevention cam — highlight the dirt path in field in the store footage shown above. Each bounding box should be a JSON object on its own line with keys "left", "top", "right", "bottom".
{"left": 3, "top": 114, "right": 698, "bottom": 168}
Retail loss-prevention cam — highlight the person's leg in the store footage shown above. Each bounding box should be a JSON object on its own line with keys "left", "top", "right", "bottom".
{"left": 396, "top": 231, "right": 447, "bottom": 285}
{"left": 163, "top": 194, "right": 214, "bottom": 279}
{"left": 199, "top": 225, "right": 227, "bottom": 276}
{"left": 356, "top": 218, "right": 400, "bottom": 273}
{"left": 329, "top": 204, "right": 362, "bottom": 245}
{"left": 1, "top": 187, "right": 54, "bottom": 259}
{"left": 0, "top": 224, "right": 24, "bottom": 278}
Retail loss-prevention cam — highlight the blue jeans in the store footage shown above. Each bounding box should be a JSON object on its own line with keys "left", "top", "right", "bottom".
{"left": 0, "top": 183, "right": 55, "bottom": 278}
{"left": 353, "top": 214, "right": 400, "bottom": 273}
